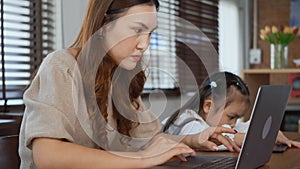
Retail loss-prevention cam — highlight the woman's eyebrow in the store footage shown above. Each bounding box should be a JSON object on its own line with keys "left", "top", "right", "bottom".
{"left": 134, "top": 21, "right": 157, "bottom": 31}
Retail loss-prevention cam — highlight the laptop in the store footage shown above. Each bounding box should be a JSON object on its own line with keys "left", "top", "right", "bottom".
{"left": 152, "top": 85, "right": 291, "bottom": 169}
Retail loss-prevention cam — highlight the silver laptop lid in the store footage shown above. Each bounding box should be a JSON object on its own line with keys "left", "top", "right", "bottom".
{"left": 235, "top": 85, "right": 291, "bottom": 169}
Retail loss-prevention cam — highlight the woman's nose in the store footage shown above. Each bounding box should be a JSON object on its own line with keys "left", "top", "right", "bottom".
{"left": 136, "top": 34, "right": 151, "bottom": 51}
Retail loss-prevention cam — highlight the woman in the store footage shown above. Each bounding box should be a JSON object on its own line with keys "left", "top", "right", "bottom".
{"left": 19, "top": 1, "right": 238, "bottom": 168}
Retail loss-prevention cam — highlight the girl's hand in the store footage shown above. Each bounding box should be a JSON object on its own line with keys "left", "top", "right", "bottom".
{"left": 141, "top": 134, "right": 196, "bottom": 167}
{"left": 276, "top": 131, "right": 300, "bottom": 148}
{"left": 191, "top": 127, "right": 240, "bottom": 152}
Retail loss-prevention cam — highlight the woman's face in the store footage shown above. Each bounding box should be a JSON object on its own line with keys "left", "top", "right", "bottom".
{"left": 104, "top": 4, "right": 157, "bottom": 70}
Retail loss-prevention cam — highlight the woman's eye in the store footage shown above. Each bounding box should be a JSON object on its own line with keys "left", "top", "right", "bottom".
{"left": 135, "top": 28, "right": 143, "bottom": 34}
{"left": 149, "top": 30, "right": 156, "bottom": 36}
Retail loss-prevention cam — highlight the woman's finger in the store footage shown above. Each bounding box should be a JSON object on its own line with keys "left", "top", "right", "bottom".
{"left": 147, "top": 146, "right": 195, "bottom": 166}
{"left": 210, "top": 134, "right": 235, "bottom": 152}
{"left": 215, "top": 127, "right": 237, "bottom": 134}
{"left": 193, "top": 127, "right": 239, "bottom": 151}
{"left": 143, "top": 140, "right": 196, "bottom": 166}
{"left": 176, "top": 154, "right": 187, "bottom": 162}
{"left": 204, "top": 127, "right": 237, "bottom": 138}
{"left": 225, "top": 135, "right": 241, "bottom": 152}
{"left": 169, "top": 146, "right": 196, "bottom": 158}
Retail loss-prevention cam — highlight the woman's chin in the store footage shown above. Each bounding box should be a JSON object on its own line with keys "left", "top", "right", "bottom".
{"left": 119, "top": 62, "right": 137, "bottom": 70}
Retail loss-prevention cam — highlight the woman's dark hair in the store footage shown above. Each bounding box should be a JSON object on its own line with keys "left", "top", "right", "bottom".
{"left": 107, "top": 0, "right": 159, "bottom": 15}
{"left": 71, "top": 0, "right": 160, "bottom": 137}
{"left": 103, "top": 0, "right": 160, "bottom": 136}
{"left": 71, "top": 0, "right": 159, "bottom": 48}
{"left": 163, "top": 71, "right": 250, "bottom": 132}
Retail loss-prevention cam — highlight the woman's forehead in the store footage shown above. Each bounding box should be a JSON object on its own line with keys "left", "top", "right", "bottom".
{"left": 122, "top": 4, "right": 157, "bottom": 26}
{"left": 126, "top": 3, "right": 157, "bottom": 14}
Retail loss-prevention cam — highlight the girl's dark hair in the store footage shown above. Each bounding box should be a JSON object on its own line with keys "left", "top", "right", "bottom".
{"left": 163, "top": 71, "right": 250, "bottom": 132}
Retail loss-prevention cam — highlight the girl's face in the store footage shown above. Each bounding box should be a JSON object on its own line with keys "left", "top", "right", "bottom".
{"left": 216, "top": 100, "right": 248, "bottom": 128}
{"left": 205, "top": 89, "right": 249, "bottom": 128}
{"left": 104, "top": 4, "right": 157, "bottom": 70}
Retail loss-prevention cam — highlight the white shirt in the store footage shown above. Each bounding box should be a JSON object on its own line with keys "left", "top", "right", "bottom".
{"left": 163, "top": 109, "right": 250, "bottom": 150}
{"left": 163, "top": 109, "right": 250, "bottom": 135}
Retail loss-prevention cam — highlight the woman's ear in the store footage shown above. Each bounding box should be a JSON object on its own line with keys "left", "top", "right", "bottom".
{"left": 203, "top": 99, "right": 212, "bottom": 115}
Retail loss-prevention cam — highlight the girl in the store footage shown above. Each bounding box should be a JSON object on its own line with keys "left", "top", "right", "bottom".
{"left": 163, "top": 71, "right": 300, "bottom": 148}
{"left": 19, "top": 1, "right": 238, "bottom": 169}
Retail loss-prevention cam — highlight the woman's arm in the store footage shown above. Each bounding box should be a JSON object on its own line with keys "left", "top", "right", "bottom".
{"left": 33, "top": 138, "right": 144, "bottom": 169}
{"left": 160, "top": 127, "right": 240, "bottom": 152}
{"left": 32, "top": 137, "right": 195, "bottom": 169}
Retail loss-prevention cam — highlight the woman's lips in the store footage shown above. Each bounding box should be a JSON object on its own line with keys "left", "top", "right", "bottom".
{"left": 131, "top": 55, "right": 141, "bottom": 62}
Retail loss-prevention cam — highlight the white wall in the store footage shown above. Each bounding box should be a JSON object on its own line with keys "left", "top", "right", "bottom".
{"left": 54, "top": 0, "right": 248, "bottom": 120}
{"left": 57, "top": 1, "right": 246, "bottom": 76}
{"left": 219, "top": 0, "right": 244, "bottom": 76}
{"left": 55, "top": 1, "right": 193, "bottom": 120}
{"left": 56, "top": 0, "right": 88, "bottom": 48}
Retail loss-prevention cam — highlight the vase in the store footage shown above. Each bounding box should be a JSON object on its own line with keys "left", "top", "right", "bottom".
{"left": 270, "top": 44, "right": 288, "bottom": 69}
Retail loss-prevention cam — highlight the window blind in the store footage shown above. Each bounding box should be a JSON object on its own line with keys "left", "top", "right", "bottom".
{"left": 145, "top": 0, "right": 219, "bottom": 92}
{"left": 0, "top": 0, "right": 55, "bottom": 112}
{"left": 177, "top": 0, "right": 219, "bottom": 91}
{"left": 144, "top": 0, "right": 179, "bottom": 90}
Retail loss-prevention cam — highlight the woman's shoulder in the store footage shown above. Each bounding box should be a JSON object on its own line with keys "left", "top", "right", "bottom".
{"left": 44, "top": 49, "right": 75, "bottom": 66}
{"left": 38, "top": 49, "right": 76, "bottom": 73}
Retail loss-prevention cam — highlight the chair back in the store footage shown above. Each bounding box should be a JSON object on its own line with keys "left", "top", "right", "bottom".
{"left": 0, "top": 135, "right": 20, "bottom": 169}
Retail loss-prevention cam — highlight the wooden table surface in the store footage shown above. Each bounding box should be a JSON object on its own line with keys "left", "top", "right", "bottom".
{"left": 0, "top": 119, "right": 20, "bottom": 136}
{"left": 151, "top": 132, "right": 300, "bottom": 169}
{"left": 260, "top": 132, "right": 300, "bottom": 169}
{"left": 197, "top": 132, "right": 300, "bottom": 169}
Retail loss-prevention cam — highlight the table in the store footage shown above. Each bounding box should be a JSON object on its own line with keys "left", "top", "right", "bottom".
{"left": 198, "top": 132, "right": 300, "bottom": 169}
{"left": 0, "top": 119, "right": 21, "bottom": 136}
{"left": 0, "top": 119, "right": 16, "bottom": 124}
{"left": 152, "top": 132, "right": 300, "bottom": 169}
{"left": 260, "top": 132, "right": 300, "bottom": 168}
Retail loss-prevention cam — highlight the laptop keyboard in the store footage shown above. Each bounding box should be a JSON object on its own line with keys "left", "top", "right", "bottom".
{"left": 163, "top": 154, "right": 237, "bottom": 169}
{"left": 199, "top": 156, "right": 237, "bottom": 169}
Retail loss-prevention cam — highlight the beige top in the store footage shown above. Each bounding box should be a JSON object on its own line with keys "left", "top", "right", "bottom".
{"left": 19, "top": 49, "right": 162, "bottom": 169}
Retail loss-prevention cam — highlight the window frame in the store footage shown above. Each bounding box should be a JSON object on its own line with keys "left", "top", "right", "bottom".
{"left": 0, "top": 0, "right": 55, "bottom": 113}
{"left": 144, "top": 0, "right": 219, "bottom": 94}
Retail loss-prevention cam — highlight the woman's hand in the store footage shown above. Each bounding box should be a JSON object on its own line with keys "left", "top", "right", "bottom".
{"left": 141, "top": 134, "right": 196, "bottom": 167}
{"left": 187, "top": 127, "right": 240, "bottom": 152}
{"left": 233, "top": 133, "right": 245, "bottom": 147}
{"left": 276, "top": 131, "right": 300, "bottom": 148}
